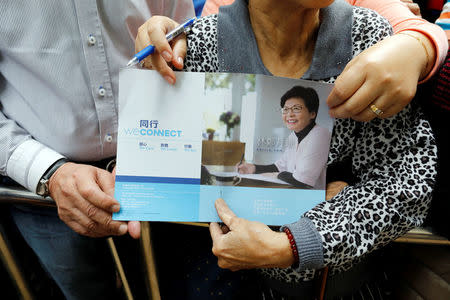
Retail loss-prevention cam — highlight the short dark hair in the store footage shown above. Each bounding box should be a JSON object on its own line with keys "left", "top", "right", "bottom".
{"left": 280, "top": 86, "right": 320, "bottom": 117}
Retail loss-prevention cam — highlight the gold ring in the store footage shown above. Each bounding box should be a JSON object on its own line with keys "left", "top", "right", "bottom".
{"left": 370, "top": 104, "right": 384, "bottom": 117}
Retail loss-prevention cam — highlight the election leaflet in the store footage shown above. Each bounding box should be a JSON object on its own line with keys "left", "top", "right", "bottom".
{"left": 113, "top": 69, "right": 334, "bottom": 225}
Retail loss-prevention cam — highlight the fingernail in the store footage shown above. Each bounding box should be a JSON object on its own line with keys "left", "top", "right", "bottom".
{"left": 161, "top": 51, "right": 172, "bottom": 62}
{"left": 164, "top": 76, "right": 175, "bottom": 85}
{"left": 177, "top": 56, "right": 184, "bottom": 67}
{"left": 112, "top": 205, "right": 120, "bottom": 212}
{"left": 119, "top": 224, "right": 127, "bottom": 234}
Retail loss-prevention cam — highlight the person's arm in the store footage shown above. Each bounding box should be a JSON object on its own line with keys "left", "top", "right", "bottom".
{"left": 2, "top": 127, "right": 129, "bottom": 238}
{"left": 209, "top": 198, "right": 295, "bottom": 271}
{"left": 0, "top": 73, "right": 129, "bottom": 238}
{"left": 283, "top": 9, "right": 437, "bottom": 272}
{"left": 0, "top": 110, "right": 62, "bottom": 192}
{"left": 277, "top": 171, "right": 312, "bottom": 188}
{"left": 328, "top": 0, "right": 448, "bottom": 122}
{"left": 254, "top": 164, "right": 278, "bottom": 173}
{"left": 284, "top": 108, "right": 436, "bottom": 272}
{"left": 351, "top": 0, "right": 447, "bottom": 80}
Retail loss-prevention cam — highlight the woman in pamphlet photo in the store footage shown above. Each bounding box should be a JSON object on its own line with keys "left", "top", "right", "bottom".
{"left": 237, "top": 86, "right": 331, "bottom": 189}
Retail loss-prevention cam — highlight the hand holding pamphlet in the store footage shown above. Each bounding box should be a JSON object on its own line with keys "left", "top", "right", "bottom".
{"left": 113, "top": 69, "right": 334, "bottom": 225}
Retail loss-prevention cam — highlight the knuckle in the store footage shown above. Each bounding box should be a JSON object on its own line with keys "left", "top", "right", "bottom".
{"left": 86, "top": 205, "right": 98, "bottom": 219}
{"left": 379, "top": 73, "right": 393, "bottom": 85}
{"left": 102, "top": 215, "right": 113, "bottom": 227}
{"left": 57, "top": 204, "right": 69, "bottom": 214}
{"left": 365, "top": 58, "right": 381, "bottom": 71}
{"left": 151, "top": 15, "right": 164, "bottom": 23}
{"left": 79, "top": 227, "right": 90, "bottom": 236}
{"left": 331, "top": 86, "right": 346, "bottom": 101}
{"left": 56, "top": 200, "right": 73, "bottom": 214}
{"left": 217, "top": 260, "right": 227, "bottom": 269}
{"left": 352, "top": 103, "right": 368, "bottom": 116}
{"left": 56, "top": 207, "right": 68, "bottom": 220}
{"left": 72, "top": 225, "right": 89, "bottom": 236}
{"left": 212, "top": 242, "right": 223, "bottom": 255}
{"left": 212, "top": 245, "right": 218, "bottom": 256}
{"left": 137, "top": 24, "right": 146, "bottom": 34}
{"left": 80, "top": 186, "right": 96, "bottom": 199}
{"left": 86, "top": 221, "right": 97, "bottom": 233}
{"left": 72, "top": 170, "right": 82, "bottom": 181}
{"left": 341, "top": 105, "right": 355, "bottom": 116}
{"left": 146, "top": 24, "right": 158, "bottom": 37}
{"left": 59, "top": 183, "right": 72, "bottom": 197}
{"left": 75, "top": 228, "right": 85, "bottom": 236}
{"left": 347, "top": 106, "right": 360, "bottom": 116}
{"left": 397, "top": 87, "right": 415, "bottom": 102}
{"left": 229, "top": 216, "right": 239, "bottom": 227}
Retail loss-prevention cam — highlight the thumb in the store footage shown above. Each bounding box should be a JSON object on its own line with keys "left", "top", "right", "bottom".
{"left": 215, "top": 198, "right": 237, "bottom": 229}
{"left": 128, "top": 221, "right": 141, "bottom": 239}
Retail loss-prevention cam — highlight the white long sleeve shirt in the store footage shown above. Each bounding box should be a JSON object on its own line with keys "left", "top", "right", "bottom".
{"left": 0, "top": 0, "right": 194, "bottom": 192}
{"left": 275, "top": 126, "right": 331, "bottom": 189}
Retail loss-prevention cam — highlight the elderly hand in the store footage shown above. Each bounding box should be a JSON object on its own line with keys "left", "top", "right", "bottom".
{"left": 209, "top": 198, "right": 294, "bottom": 271}
{"left": 49, "top": 162, "right": 134, "bottom": 238}
{"left": 135, "top": 16, "right": 186, "bottom": 84}
{"left": 328, "top": 31, "right": 434, "bottom": 121}
{"left": 111, "top": 167, "right": 141, "bottom": 239}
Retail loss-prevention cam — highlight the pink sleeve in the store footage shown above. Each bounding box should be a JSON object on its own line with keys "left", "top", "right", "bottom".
{"left": 349, "top": 0, "right": 448, "bottom": 81}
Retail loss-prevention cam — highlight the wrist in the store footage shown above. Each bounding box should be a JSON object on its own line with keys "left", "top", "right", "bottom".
{"left": 398, "top": 30, "right": 436, "bottom": 79}
{"left": 270, "top": 231, "right": 296, "bottom": 268}
{"left": 36, "top": 158, "right": 69, "bottom": 197}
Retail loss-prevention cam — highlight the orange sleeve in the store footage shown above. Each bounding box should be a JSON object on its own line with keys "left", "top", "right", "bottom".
{"left": 349, "top": 0, "right": 448, "bottom": 81}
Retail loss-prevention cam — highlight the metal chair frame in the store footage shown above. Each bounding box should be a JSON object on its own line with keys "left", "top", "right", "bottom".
{"left": 0, "top": 185, "right": 137, "bottom": 300}
{"left": 2, "top": 184, "right": 447, "bottom": 300}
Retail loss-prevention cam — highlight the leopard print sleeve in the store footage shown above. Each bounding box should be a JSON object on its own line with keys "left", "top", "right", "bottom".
{"left": 184, "top": 14, "right": 219, "bottom": 73}
{"left": 301, "top": 8, "right": 437, "bottom": 274}
{"left": 268, "top": 7, "right": 436, "bottom": 282}
{"left": 304, "top": 104, "right": 436, "bottom": 274}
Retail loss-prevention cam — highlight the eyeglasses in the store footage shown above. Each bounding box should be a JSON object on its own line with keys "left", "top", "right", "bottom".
{"left": 280, "top": 105, "right": 303, "bottom": 114}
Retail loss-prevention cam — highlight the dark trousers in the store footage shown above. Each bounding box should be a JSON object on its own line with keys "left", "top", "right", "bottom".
{"left": 9, "top": 205, "right": 119, "bottom": 300}
{"left": 152, "top": 223, "right": 391, "bottom": 300}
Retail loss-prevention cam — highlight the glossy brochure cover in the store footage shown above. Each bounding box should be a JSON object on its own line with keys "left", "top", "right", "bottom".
{"left": 113, "top": 69, "right": 334, "bottom": 225}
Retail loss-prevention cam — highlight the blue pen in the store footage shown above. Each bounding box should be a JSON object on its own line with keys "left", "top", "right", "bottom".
{"left": 127, "top": 17, "right": 196, "bottom": 67}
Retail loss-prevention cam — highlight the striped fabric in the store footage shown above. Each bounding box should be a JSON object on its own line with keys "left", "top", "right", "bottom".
{"left": 435, "top": 1, "right": 450, "bottom": 40}
{"left": 431, "top": 52, "right": 450, "bottom": 110}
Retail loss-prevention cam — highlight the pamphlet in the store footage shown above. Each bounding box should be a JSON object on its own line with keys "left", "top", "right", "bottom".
{"left": 113, "top": 69, "right": 334, "bottom": 225}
